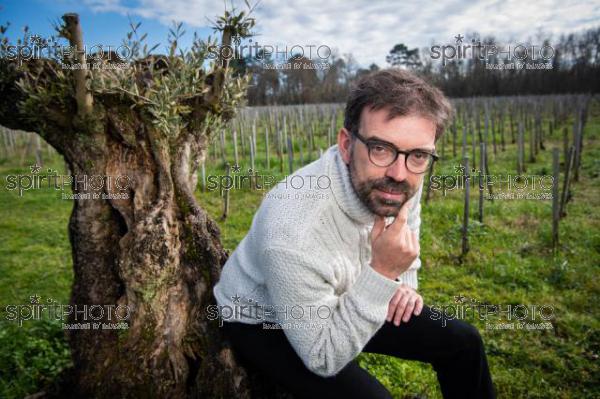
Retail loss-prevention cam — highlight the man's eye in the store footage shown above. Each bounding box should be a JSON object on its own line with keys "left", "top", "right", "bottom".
{"left": 372, "top": 145, "right": 389, "bottom": 153}
{"left": 413, "top": 152, "right": 425, "bottom": 159}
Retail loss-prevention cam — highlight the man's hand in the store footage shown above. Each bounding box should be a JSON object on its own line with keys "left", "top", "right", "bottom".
{"left": 387, "top": 284, "right": 423, "bottom": 326}
{"left": 370, "top": 198, "right": 420, "bottom": 280}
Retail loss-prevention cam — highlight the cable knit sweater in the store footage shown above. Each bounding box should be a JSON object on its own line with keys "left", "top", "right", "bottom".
{"left": 213, "top": 144, "right": 423, "bottom": 377}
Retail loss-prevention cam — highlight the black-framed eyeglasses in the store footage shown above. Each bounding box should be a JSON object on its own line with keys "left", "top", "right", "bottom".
{"left": 352, "top": 130, "right": 439, "bottom": 173}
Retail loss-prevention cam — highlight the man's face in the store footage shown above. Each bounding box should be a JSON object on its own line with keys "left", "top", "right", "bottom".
{"left": 338, "top": 107, "right": 437, "bottom": 217}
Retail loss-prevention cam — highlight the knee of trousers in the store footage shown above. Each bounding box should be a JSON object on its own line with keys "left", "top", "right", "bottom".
{"left": 447, "top": 321, "right": 485, "bottom": 353}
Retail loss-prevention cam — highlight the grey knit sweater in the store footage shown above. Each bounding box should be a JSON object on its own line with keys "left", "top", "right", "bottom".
{"left": 213, "top": 145, "right": 423, "bottom": 377}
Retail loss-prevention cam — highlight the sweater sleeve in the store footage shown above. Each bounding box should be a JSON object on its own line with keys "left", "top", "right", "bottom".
{"left": 262, "top": 246, "right": 400, "bottom": 377}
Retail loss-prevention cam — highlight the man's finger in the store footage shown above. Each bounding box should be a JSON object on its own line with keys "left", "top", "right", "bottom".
{"left": 411, "top": 230, "right": 419, "bottom": 254}
{"left": 371, "top": 216, "right": 386, "bottom": 241}
{"left": 402, "top": 297, "right": 416, "bottom": 322}
{"left": 393, "top": 292, "right": 410, "bottom": 326}
{"left": 403, "top": 227, "right": 413, "bottom": 252}
{"left": 387, "top": 290, "right": 402, "bottom": 321}
{"left": 389, "top": 197, "right": 413, "bottom": 231}
{"left": 414, "top": 295, "right": 423, "bottom": 316}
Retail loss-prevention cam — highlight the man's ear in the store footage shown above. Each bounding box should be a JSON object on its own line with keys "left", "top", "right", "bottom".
{"left": 337, "top": 127, "right": 353, "bottom": 164}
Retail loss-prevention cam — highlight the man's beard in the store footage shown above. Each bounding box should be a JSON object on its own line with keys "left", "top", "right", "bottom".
{"left": 348, "top": 156, "right": 417, "bottom": 217}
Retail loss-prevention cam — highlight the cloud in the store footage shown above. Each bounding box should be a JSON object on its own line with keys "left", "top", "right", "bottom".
{"left": 81, "top": 0, "right": 600, "bottom": 67}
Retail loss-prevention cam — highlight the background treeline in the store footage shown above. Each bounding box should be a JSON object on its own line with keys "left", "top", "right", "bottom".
{"left": 231, "top": 26, "right": 600, "bottom": 105}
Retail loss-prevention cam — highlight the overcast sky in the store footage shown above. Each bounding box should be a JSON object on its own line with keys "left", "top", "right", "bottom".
{"left": 2, "top": 0, "right": 599, "bottom": 67}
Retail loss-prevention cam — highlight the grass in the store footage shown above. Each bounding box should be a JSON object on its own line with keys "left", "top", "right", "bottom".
{"left": 0, "top": 102, "right": 599, "bottom": 398}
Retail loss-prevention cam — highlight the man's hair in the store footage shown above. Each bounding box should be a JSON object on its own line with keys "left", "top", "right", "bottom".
{"left": 343, "top": 68, "right": 452, "bottom": 141}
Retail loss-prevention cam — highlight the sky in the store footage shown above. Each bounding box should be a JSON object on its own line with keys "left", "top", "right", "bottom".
{"left": 1, "top": 0, "right": 598, "bottom": 67}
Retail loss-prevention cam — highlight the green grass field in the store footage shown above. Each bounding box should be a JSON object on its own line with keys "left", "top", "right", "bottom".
{"left": 1, "top": 103, "right": 598, "bottom": 398}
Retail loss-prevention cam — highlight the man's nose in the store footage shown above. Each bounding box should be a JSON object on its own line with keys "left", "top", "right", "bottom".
{"left": 385, "top": 155, "right": 410, "bottom": 181}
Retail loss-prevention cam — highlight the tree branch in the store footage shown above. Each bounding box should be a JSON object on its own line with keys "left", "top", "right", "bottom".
{"left": 62, "top": 13, "right": 94, "bottom": 116}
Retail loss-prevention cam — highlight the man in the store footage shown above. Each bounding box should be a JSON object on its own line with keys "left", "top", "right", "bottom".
{"left": 213, "top": 69, "right": 495, "bottom": 398}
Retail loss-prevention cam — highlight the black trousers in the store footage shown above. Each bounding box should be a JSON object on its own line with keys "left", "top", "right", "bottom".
{"left": 222, "top": 304, "right": 496, "bottom": 399}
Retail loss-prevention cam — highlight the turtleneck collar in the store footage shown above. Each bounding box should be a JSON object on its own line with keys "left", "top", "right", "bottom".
{"left": 328, "top": 145, "right": 377, "bottom": 226}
